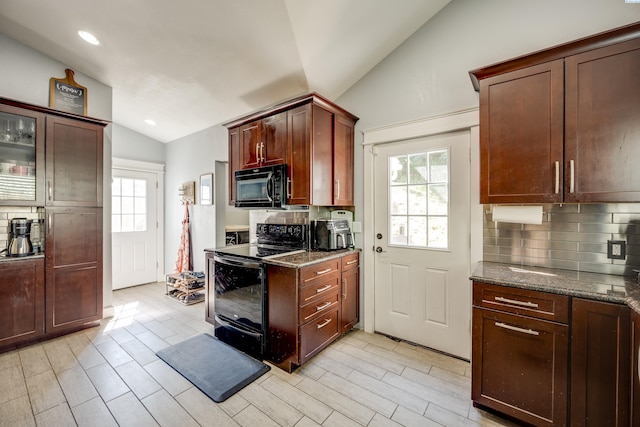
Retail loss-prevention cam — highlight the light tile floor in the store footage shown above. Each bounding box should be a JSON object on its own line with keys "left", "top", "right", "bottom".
{"left": 0, "top": 282, "right": 517, "bottom": 426}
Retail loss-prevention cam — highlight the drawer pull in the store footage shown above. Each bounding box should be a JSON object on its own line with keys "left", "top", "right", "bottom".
{"left": 316, "top": 268, "right": 333, "bottom": 276}
{"left": 316, "top": 284, "right": 332, "bottom": 294}
{"left": 316, "top": 318, "right": 332, "bottom": 329}
{"left": 494, "top": 296, "right": 539, "bottom": 309}
{"left": 495, "top": 322, "right": 539, "bottom": 336}
{"left": 316, "top": 301, "right": 332, "bottom": 311}
{"left": 345, "top": 260, "right": 357, "bottom": 265}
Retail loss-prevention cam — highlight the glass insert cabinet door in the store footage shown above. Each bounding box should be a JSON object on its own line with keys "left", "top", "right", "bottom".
{"left": 0, "top": 105, "right": 45, "bottom": 205}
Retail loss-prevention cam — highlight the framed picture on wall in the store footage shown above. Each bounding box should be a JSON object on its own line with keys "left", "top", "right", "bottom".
{"left": 200, "top": 173, "right": 213, "bottom": 205}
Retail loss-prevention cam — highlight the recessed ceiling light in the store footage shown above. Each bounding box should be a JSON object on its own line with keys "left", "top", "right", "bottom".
{"left": 145, "top": 119, "right": 157, "bottom": 126}
{"left": 78, "top": 30, "right": 100, "bottom": 46}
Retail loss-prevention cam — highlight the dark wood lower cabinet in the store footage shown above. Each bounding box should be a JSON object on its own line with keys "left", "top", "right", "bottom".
{"left": 45, "top": 207, "right": 103, "bottom": 335}
{"left": 472, "top": 307, "right": 568, "bottom": 426}
{"left": 571, "top": 298, "right": 630, "bottom": 427}
{"left": 0, "top": 258, "right": 45, "bottom": 350}
{"left": 632, "top": 310, "right": 640, "bottom": 427}
{"left": 267, "top": 252, "right": 359, "bottom": 372}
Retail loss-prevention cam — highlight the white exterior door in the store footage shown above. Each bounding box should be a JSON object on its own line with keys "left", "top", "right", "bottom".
{"left": 373, "top": 130, "right": 471, "bottom": 359}
{"left": 112, "top": 168, "right": 158, "bottom": 290}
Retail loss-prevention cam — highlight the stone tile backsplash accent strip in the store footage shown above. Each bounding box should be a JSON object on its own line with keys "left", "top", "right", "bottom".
{"left": 0, "top": 206, "right": 43, "bottom": 250}
{"left": 483, "top": 203, "right": 640, "bottom": 276}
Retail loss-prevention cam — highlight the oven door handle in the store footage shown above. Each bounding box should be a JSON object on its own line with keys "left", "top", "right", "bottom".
{"left": 213, "top": 255, "right": 262, "bottom": 269}
{"left": 215, "top": 315, "right": 262, "bottom": 338}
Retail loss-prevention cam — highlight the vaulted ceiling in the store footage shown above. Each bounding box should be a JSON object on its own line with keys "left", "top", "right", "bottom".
{"left": 0, "top": 0, "right": 450, "bottom": 142}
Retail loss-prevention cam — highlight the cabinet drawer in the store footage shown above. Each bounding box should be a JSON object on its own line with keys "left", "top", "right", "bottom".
{"left": 300, "top": 291, "right": 340, "bottom": 324}
{"left": 300, "top": 307, "right": 340, "bottom": 363}
{"left": 473, "top": 282, "right": 569, "bottom": 324}
{"left": 300, "top": 259, "right": 341, "bottom": 284}
{"left": 299, "top": 275, "right": 340, "bottom": 305}
{"left": 341, "top": 253, "right": 359, "bottom": 271}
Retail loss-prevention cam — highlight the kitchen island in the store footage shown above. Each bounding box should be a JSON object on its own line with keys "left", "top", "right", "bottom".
{"left": 266, "top": 248, "right": 360, "bottom": 372}
{"left": 471, "top": 261, "right": 639, "bottom": 426}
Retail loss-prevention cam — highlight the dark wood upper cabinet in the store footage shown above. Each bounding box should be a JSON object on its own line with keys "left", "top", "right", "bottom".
{"left": 239, "top": 112, "right": 288, "bottom": 170}
{"left": 478, "top": 60, "right": 564, "bottom": 204}
{"left": 571, "top": 298, "right": 630, "bottom": 427}
{"left": 46, "top": 116, "right": 103, "bottom": 207}
{"left": 287, "top": 104, "right": 312, "bottom": 205}
{"left": 471, "top": 22, "right": 640, "bottom": 204}
{"left": 564, "top": 37, "right": 640, "bottom": 202}
{"left": 228, "top": 126, "right": 240, "bottom": 205}
{"left": 225, "top": 93, "right": 358, "bottom": 207}
{"left": 0, "top": 103, "right": 46, "bottom": 206}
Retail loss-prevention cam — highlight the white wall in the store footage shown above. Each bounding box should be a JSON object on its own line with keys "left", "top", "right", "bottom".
{"left": 112, "top": 123, "right": 166, "bottom": 164}
{"left": 337, "top": 0, "right": 640, "bottom": 249}
{"left": 0, "top": 32, "right": 116, "bottom": 313}
{"left": 165, "top": 125, "right": 229, "bottom": 273}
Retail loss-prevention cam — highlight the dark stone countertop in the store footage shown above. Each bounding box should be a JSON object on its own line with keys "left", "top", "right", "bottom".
{"left": 0, "top": 253, "right": 44, "bottom": 263}
{"left": 264, "top": 248, "right": 361, "bottom": 268}
{"left": 471, "top": 261, "right": 640, "bottom": 315}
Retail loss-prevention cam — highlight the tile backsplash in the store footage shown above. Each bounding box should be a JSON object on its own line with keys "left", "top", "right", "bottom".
{"left": 0, "top": 206, "right": 44, "bottom": 251}
{"left": 483, "top": 203, "right": 640, "bottom": 276}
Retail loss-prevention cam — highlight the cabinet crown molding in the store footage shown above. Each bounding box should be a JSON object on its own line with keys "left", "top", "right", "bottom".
{"left": 469, "top": 20, "right": 640, "bottom": 91}
{"left": 223, "top": 92, "right": 358, "bottom": 129}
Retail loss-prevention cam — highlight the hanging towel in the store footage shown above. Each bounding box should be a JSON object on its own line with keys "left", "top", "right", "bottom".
{"left": 175, "top": 201, "right": 192, "bottom": 273}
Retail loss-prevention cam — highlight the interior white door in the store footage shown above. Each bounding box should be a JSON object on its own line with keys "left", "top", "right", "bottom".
{"left": 112, "top": 168, "right": 158, "bottom": 290}
{"left": 373, "top": 131, "right": 471, "bottom": 359}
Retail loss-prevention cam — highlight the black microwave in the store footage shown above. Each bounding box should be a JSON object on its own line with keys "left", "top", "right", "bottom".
{"left": 235, "top": 164, "right": 287, "bottom": 208}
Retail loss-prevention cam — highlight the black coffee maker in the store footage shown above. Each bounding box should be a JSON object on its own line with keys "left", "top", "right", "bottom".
{"left": 6, "top": 218, "right": 33, "bottom": 256}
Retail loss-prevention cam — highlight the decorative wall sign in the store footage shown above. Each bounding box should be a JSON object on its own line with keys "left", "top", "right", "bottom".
{"left": 200, "top": 173, "right": 213, "bottom": 205}
{"left": 179, "top": 181, "right": 195, "bottom": 204}
{"left": 49, "top": 69, "right": 87, "bottom": 115}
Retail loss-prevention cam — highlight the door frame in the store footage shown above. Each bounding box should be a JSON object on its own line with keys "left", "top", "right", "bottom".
{"left": 361, "top": 108, "right": 482, "bottom": 334}
{"left": 112, "top": 157, "right": 165, "bottom": 284}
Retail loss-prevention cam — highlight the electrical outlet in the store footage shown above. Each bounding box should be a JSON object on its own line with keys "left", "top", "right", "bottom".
{"left": 607, "top": 240, "right": 626, "bottom": 260}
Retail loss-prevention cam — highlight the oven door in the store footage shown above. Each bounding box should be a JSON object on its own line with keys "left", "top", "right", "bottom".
{"left": 213, "top": 254, "right": 266, "bottom": 357}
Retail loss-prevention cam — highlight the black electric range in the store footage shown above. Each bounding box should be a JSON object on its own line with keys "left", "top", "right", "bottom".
{"left": 211, "top": 223, "right": 308, "bottom": 359}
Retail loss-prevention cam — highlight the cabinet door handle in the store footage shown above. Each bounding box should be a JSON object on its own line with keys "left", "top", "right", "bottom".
{"left": 48, "top": 214, "right": 52, "bottom": 235}
{"left": 316, "top": 301, "right": 332, "bottom": 311}
{"left": 494, "top": 296, "right": 539, "bottom": 308}
{"left": 316, "top": 318, "right": 332, "bottom": 329}
{"left": 342, "top": 278, "right": 347, "bottom": 298}
{"left": 48, "top": 180, "right": 52, "bottom": 201}
{"left": 554, "top": 161, "right": 560, "bottom": 194}
{"left": 316, "top": 268, "right": 332, "bottom": 276}
{"left": 335, "top": 179, "right": 340, "bottom": 199}
{"left": 260, "top": 142, "right": 265, "bottom": 163}
{"left": 495, "top": 322, "right": 539, "bottom": 336}
{"left": 315, "top": 284, "right": 332, "bottom": 293}
{"left": 570, "top": 159, "right": 575, "bottom": 193}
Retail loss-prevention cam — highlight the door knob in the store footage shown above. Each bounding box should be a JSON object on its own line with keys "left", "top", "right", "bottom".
{"left": 376, "top": 233, "right": 382, "bottom": 240}
{"left": 375, "top": 246, "right": 386, "bottom": 253}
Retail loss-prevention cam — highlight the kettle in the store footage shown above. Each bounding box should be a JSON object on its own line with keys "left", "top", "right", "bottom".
{"left": 6, "top": 218, "right": 34, "bottom": 257}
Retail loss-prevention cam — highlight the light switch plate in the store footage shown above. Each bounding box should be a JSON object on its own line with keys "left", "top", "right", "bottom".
{"left": 607, "top": 240, "right": 626, "bottom": 260}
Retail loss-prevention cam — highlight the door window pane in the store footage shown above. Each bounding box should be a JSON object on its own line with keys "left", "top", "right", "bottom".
{"left": 112, "top": 177, "right": 147, "bottom": 233}
{"left": 389, "top": 149, "right": 448, "bottom": 249}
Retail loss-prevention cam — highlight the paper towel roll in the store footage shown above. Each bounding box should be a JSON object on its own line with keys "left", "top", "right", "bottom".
{"left": 492, "top": 205, "right": 543, "bottom": 225}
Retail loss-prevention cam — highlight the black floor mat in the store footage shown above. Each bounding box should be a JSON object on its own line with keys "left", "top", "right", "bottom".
{"left": 156, "top": 333, "right": 270, "bottom": 402}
